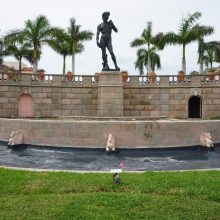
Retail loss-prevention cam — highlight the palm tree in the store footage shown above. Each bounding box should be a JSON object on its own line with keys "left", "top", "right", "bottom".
{"left": 5, "top": 15, "right": 59, "bottom": 73}
{"left": 66, "top": 18, "right": 93, "bottom": 74}
{"left": 48, "top": 31, "right": 70, "bottom": 75}
{"left": 0, "top": 38, "right": 13, "bottom": 65}
{"left": 4, "top": 34, "right": 32, "bottom": 72}
{"left": 135, "top": 47, "right": 161, "bottom": 75}
{"left": 48, "top": 30, "right": 84, "bottom": 75}
{"left": 131, "top": 22, "right": 163, "bottom": 74}
{"left": 198, "top": 39, "right": 220, "bottom": 73}
{"left": 203, "top": 41, "right": 220, "bottom": 69}
{"left": 161, "top": 12, "right": 214, "bottom": 73}
{"left": 5, "top": 45, "right": 31, "bottom": 72}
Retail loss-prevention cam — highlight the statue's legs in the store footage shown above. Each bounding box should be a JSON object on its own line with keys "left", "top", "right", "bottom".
{"left": 100, "top": 37, "right": 109, "bottom": 70}
{"left": 107, "top": 41, "right": 120, "bottom": 70}
{"left": 101, "top": 47, "right": 109, "bottom": 70}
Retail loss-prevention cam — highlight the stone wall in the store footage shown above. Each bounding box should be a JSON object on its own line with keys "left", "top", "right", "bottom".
{"left": 0, "top": 74, "right": 98, "bottom": 117}
{"left": 123, "top": 75, "right": 220, "bottom": 118}
{"left": 98, "top": 72, "right": 123, "bottom": 117}
{"left": 1, "top": 73, "right": 220, "bottom": 118}
{"left": 0, "top": 118, "right": 219, "bottom": 148}
{"left": 124, "top": 87, "right": 170, "bottom": 117}
{"left": 124, "top": 87, "right": 192, "bottom": 118}
{"left": 202, "top": 87, "right": 220, "bottom": 118}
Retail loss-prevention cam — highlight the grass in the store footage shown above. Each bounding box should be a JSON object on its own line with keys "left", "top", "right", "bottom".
{"left": 0, "top": 168, "right": 220, "bottom": 219}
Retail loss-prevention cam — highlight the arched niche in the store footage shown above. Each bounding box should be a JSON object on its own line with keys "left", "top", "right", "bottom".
{"left": 18, "top": 94, "right": 34, "bottom": 117}
{"left": 188, "top": 95, "right": 202, "bottom": 118}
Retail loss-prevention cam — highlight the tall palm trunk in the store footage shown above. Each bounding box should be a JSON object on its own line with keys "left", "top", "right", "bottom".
{"left": 199, "top": 62, "right": 204, "bottom": 74}
{"left": 33, "top": 45, "right": 38, "bottom": 74}
{"left": 63, "top": 55, "right": 66, "bottom": 75}
{"left": 19, "top": 56, "right": 22, "bottom": 73}
{"left": 198, "top": 52, "right": 204, "bottom": 74}
{"left": 182, "top": 44, "right": 186, "bottom": 73}
{"left": 72, "top": 53, "right": 75, "bottom": 74}
{"left": 198, "top": 39, "right": 204, "bottom": 74}
{"left": 147, "top": 43, "right": 152, "bottom": 75}
{"left": 33, "top": 60, "right": 38, "bottom": 73}
{"left": 71, "top": 42, "right": 76, "bottom": 74}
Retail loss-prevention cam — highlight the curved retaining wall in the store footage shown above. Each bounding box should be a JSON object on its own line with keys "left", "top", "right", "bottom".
{"left": 0, "top": 118, "right": 220, "bottom": 148}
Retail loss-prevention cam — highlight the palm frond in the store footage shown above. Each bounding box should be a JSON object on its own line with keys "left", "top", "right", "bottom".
{"left": 152, "top": 32, "right": 165, "bottom": 49}
{"left": 130, "top": 38, "right": 145, "bottom": 47}
{"left": 24, "top": 49, "right": 41, "bottom": 64}
{"left": 78, "top": 30, "right": 93, "bottom": 41}
{"left": 160, "top": 32, "right": 181, "bottom": 46}
{"left": 151, "top": 52, "right": 161, "bottom": 70}
{"left": 180, "top": 12, "right": 201, "bottom": 35}
{"left": 134, "top": 47, "right": 161, "bottom": 74}
{"left": 135, "top": 48, "right": 148, "bottom": 74}
{"left": 141, "top": 21, "right": 152, "bottom": 42}
{"left": 136, "top": 48, "right": 146, "bottom": 57}
{"left": 76, "top": 43, "right": 84, "bottom": 53}
{"left": 184, "top": 25, "right": 214, "bottom": 44}
{"left": 4, "top": 30, "right": 23, "bottom": 44}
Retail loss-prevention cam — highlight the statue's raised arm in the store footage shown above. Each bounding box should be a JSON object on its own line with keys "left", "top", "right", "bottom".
{"left": 109, "top": 20, "right": 118, "bottom": 33}
{"left": 96, "top": 12, "right": 120, "bottom": 71}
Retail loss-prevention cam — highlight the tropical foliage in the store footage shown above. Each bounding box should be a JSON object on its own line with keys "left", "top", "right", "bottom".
{"left": 202, "top": 41, "right": 220, "bottom": 69}
{"left": 4, "top": 15, "right": 60, "bottom": 73}
{"left": 48, "top": 18, "right": 91, "bottom": 75}
{"left": 161, "top": 12, "right": 214, "bottom": 73}
{"left": 197, "top": 38, "right": 220, "bottom": 73}
{"left": 65, "top": 18, "right": 93, "bottom": 74}
{"left": 0, "top": 37, "right": 3, "bottom": 64}
{"left": 48, "top": 30, "right": 71, "bottom": 75}
{"left": 4, "top": 34, "right": 32, "bottom": 72}
{"left": 3, "top": 16, "right": 93, "bottom": 74}
{"left": 131, "top": 22, "right": 163, "bottom": 74}
{"left": 135, "top": 47, "right": 161, "bottom": 75}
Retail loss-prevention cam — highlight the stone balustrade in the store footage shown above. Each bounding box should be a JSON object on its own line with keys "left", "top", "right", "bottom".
{"left": 1, "top": 72, "right": 220, "bottom": 87}
{"left": 126, "top": 74, "right": 220, "bottom": 87}
{"left": 0, "top": 73, "right": 97, "bottom": 87}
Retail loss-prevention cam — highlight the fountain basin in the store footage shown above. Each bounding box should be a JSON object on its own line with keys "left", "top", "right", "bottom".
{"left": 0, "top": 141, "right": 220, "bottom": 171}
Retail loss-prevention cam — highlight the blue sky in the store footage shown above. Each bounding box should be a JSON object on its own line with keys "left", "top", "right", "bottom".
{"left": 1, "top": 0, "right": 219, "bottom": 75}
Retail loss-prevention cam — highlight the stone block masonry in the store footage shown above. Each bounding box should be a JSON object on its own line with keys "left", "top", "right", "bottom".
{"left": 1, "top": 73, "right": 220, "bottom": 118}
{"left": 98, "top": 71, "right": 123, "bottom": 117}
{"left": 0, "top": 118, "right": 220, "bottom": 148}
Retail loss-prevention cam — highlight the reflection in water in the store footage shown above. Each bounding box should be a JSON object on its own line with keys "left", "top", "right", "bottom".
{"left": 0, "top": 141, "right": 220, "bottom": 171}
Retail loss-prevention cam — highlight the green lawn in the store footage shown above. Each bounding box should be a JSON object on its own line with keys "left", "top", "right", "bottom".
{"left": 0, "top": 168, "right": 220, "bottom": 220}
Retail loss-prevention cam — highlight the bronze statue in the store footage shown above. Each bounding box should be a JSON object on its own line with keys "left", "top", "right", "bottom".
{"left": 96, "top": 12, "right": 120, "bottom": 71}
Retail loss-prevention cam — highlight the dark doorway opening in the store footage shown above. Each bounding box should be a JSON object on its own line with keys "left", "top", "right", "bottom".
{"left": 188, "top": 96, "right": 202, "bottom": 118}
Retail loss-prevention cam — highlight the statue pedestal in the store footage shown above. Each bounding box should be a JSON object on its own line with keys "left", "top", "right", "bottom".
{"left": 98, "top": 71, "right": 123, "bottom": 117}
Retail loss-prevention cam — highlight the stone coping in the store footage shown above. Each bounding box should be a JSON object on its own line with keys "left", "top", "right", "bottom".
{"left": 0, "top": 117, "right": 219, "bottom": 122}
{"left": 1, "top": 166, "right": 220, "bottom": 173}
